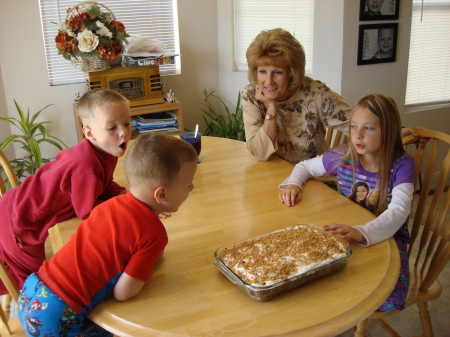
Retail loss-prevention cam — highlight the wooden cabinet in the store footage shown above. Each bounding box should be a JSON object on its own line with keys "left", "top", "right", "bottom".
{"left": 73, "top": 101, "right": 184, "bottom": 141}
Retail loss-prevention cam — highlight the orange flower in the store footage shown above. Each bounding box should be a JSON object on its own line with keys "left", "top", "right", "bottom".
{"left": 111, "top": 20, "right": 126, "bottom": 32}
{"left": 55, "top": 31, "right": 69, "bottom": 51}
{"left": 68, "top": 12, "right": 91, "bottom": 30}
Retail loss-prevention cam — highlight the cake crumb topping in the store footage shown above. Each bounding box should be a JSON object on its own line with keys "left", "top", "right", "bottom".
{"left": 221, "top": 225, "right": 347, "bottom": 286}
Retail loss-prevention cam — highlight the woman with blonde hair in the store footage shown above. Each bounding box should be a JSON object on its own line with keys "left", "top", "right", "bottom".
{"left": 242, "top": 28, "right": 425, "bottom": 164}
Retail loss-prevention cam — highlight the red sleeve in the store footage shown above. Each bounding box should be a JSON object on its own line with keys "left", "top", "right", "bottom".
{"left": 124, "top": 235, "right": 168, "bottom": 282}
{"left": 99, "top": 179, "right": 127, "bottom": 201}
{"left": 69, "top": 172, "right": 106, "bottom": 220}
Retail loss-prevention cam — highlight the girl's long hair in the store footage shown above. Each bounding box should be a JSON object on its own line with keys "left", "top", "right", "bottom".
{"left": 343, "top": 94, "right": 405, "bottom": 216}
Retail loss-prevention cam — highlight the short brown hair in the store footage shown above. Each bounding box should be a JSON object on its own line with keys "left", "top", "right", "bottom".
{"left": 246, "top": 28, "right": 306, "bottom": 92}
{"left": 77, "top": 89, "right": 129, "bottom": 122}
{"left": 124, "top": 133, "right": 198, "bottom": 189}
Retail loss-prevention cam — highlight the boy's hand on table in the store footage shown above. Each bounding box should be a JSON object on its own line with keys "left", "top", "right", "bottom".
{"left": 158, "top": 212, "right": 171, "bottom": 219}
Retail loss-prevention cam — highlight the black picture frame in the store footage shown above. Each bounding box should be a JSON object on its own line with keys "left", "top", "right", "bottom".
{"left": 359, "top": 0, "right": 400, "bottom": 21}
{"left": 357, "top": 23, "right": 398, "bottom": 65}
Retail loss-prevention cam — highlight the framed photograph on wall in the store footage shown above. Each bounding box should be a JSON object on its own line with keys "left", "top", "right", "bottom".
{"left": 357, "top": 23, "right": 398, "bottom": 65}
{"left": 360, "top": 0, "right": 400, "bottom": 21}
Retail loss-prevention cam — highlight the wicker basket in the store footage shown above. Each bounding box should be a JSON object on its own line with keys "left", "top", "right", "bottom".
{"left": 76, "top": 55, "right": 111, "bottom": 72}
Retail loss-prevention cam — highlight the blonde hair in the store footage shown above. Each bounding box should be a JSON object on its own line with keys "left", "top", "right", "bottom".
{"left": 246, "top": 28, "right": 306, "bottom": 92}
{"left": 344, "top": 93, "right": 404, "bottom": 215}
{"left": 124, "top": 133, "right": 198, "bottom": 190}
{"left": 77, "top": 89, "right": 129, "bottom": 122}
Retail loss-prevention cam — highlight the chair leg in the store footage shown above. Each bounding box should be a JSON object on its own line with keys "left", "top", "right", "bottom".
{"left": 1, "top": 294, "right": 12, "bottom": 320}
{"left": 375, "top": 318, "right": 401, "bottom": 337}
{"left": 417, "top": 301, "right": 434, "bottom": 337}
{"left": 0, "top": 305, "right": 13, "bottom": 335}
{"left": 354, "top": 319, "right": 368, "bottom": 337}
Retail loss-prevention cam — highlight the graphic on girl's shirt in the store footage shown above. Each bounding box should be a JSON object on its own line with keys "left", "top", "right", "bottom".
{"left": 350, "top": 181, "right": 369, "bottom": 207}
{"left": 367, "top": 189, "right": 381, "bottom": 213}
{"left": 349, "top": 181, "right": 380, "bottom": 214}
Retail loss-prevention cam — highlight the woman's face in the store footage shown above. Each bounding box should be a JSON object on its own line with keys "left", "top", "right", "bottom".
{"left": 256, "top": 64, "right": 291, "bottom": 101}
{"left": 356, "top": 185, "right": 369, "bottom": 201}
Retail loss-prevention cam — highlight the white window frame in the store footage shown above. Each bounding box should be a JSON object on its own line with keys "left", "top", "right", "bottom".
{"left": 39, "top": 0, "right": 180, "bottom": 86}
{"left": 405, "top": 0, "right": 450, "bottom": 107}
{"left": 233, "top": 0, "right": 315, "bottom": 75}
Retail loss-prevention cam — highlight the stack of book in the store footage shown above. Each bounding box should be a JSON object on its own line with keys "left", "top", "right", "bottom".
{"left": 132, "top": 111, "right": 178, "bottom": 133}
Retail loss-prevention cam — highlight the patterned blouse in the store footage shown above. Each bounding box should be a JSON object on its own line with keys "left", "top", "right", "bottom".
{"left": 242, "top": 76, "right": 351, "bottom": 164}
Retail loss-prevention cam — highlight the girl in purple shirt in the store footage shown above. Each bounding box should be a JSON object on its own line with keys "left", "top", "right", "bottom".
{"left": 279, "top": 93, "right": 415, "bottom": 312}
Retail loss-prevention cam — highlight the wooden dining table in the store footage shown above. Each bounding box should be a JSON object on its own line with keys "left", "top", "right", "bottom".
{"left": 48, "top": 136, "right": 400, "bottom": 337}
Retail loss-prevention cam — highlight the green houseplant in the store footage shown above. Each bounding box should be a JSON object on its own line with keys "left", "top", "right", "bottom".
{"left": 201, "top": 90, "right": 246, "bottom": 141}
{"left": 0, "top": 100, "right": 67, "bottom": 184}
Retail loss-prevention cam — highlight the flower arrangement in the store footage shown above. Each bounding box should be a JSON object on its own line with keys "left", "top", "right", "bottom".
{"left": 55, "top": 2, "right": 129, "bottom": 68}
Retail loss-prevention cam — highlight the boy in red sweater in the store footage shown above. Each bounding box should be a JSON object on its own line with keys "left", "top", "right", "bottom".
{"left": 0, "top": 88, "right": 131, "bottom": 294}
{"left": 17, "top": 133, "right": 198, "bottom": 337}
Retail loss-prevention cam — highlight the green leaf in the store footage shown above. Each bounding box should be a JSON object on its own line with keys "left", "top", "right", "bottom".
{"left": 0, "top": 135, "right": 20, "bottom": 151}
{"left": 1, "top": 100, "right": 67, "bottom": 180}
{"left": 201, "top": 90, "right": 245, "bottom": 141}
{"left": 29, "top": 104, "right": 53, "bottom": 125}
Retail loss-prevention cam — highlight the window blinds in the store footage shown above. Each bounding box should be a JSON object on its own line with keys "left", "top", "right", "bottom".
{"left": 405, "top": 0, "right": 450, "bottom": 105}
{"left": 234, "top": 0, "right": 314, "bottom": 74}
{"left": 39, "top": 0, "right": 180, "bottom": 86}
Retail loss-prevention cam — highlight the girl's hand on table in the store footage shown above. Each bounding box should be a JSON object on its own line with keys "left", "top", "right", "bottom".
{"left": 323, "top": 223, "right": 365, "bottom": 243}
{"left": 158, "top": 212, "right": 171, "bottom": 219}
{"left": 279, "top": 185, "right": 302, "bottom": 207}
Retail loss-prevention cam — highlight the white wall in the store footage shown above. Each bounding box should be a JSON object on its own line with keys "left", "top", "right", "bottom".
{"left": 216, "top": 0, "right": 449, "bottom": 136}
{"left": 1, "top": 0, "right": 449, "bottom": 162}
{"left": 313, "top": 0, "right": 416, "bottom": 119}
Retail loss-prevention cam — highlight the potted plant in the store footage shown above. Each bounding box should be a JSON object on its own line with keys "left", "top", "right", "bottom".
{"left": 201, "top": 90, "right": 246, "bottom": 141}
{"left": 0, "top": 100, "right": 67, "bottom": 185}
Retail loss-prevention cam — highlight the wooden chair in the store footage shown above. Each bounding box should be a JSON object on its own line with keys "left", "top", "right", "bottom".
{"left": 325, "top": 127, "right": 349, "bottom": 148}
{"left": 321, "top": 128, "right": 349, "bottom": 190}
{"left": 0, "top": 149, "right": 20, "bottom": 324}
{"left": 0, "top": 259, "right": 26, "bottom": 336}
{"left": 354, "top": 130, "right": 450, "bottom": 337}
{"left": 0, "top": 149, "right": 19, "bottom": 196}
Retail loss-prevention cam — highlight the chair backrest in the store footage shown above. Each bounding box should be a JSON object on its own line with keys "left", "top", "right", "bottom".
{"left": 0, "top": 149, "right": 19, "bottom": 196}
{"left": 325, "top": 127, "right": 349, "bottom": 149}
{"left": 402, "top": 130, "right": 450, "bottom": 292}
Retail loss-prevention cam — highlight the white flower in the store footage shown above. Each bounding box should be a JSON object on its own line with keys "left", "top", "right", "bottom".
{"left": 67, "top": 29, "right": 76, "bottom": 38}
{"left": 96, "top": 21, "right": 112, "bottom": 38}
{"left": 78, "top": 3, "right": 92, "bottom": 12}
{"left": 77, "top": 30, "right": 99, "bottom": 52}
{"left": 58, "top": 22, "right": 68, "bottom": 31}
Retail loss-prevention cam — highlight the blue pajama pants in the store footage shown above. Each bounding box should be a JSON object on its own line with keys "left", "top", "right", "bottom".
{"left": 18, "top": 273, "right": 118, "bottom": 337}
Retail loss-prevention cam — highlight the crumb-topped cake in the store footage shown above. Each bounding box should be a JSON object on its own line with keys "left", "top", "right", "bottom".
{"left": 220, "top": 224, "right": 348, "bottom": 287}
